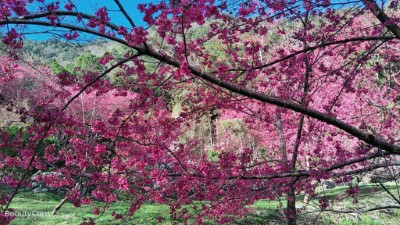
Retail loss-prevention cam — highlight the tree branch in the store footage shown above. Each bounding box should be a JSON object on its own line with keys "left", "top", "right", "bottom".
{"left": 320, "top": 205, "right": 400, "bottom": 214}
{"left": 0, "top": 19, "right": 132, "bottom": 48}
{"left": 362, "top": 0, "right": 400, "bottom": 39}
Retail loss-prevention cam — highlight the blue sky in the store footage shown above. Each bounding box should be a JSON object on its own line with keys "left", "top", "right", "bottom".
{"left": 21, "top": 0, "right": 157, "bottom": 40}
{"left": 72, "top": 0, "right": 155, "bottom": 27}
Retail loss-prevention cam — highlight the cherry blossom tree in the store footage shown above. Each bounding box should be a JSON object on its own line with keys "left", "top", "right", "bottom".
{"left": 0, "top": 0, "right": 399, "bottom": 224}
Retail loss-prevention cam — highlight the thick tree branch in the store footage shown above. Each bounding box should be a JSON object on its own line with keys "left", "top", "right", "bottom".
{"left": 362, "top": 0, "right": 400, "bottom": 39}
{"left": 0, "top": 19, "right": 132, "bottom": 48}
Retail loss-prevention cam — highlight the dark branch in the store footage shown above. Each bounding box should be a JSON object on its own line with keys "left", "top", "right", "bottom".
{"left": 320, "top": 205, "right": 400, "bottom": 214}
{"left": 362, "top": 0, "right": 400, "bottom": 39}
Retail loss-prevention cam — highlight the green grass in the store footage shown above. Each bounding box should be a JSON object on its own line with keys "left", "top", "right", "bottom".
{"left": 6, "top": 190, "right": 172, "bottom": 225}
{"left": 4, "top": 182, "right": 400, "bottom": 225}
{"left": 305, "top": 182, "right": 400, "bottom": 225}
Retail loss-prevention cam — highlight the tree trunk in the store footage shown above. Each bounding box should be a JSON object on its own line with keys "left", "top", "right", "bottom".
{"left": 287, "top": 186, "right": 297, "bottom": 225}
{"left": 286, "top": 12, "right": 311, "bottom": 224}
{"left": 210, "top": 109, "right": 219, "bottom": 146}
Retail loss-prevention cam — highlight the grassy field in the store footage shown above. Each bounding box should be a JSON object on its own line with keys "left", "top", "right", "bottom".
{"left": 3, "top": 182, "right": 400, "bottom": 225}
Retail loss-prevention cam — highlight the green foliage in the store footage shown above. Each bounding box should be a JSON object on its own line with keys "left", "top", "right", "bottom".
{"left": 207, "top": 149, "right": 219, "bottom": 162}
{"left": 17, "top": 38, "right": 128, "bottom": 68}
{"left": 22, "top": 39, "right": 83, "bottom": 66}
{"left": 171, "top": 101, "right": 183, "bottom": 118}
{"left": 36, "top": 136, "right": 60, "bottom": 159}
{"left": 204, "top": 41, "right": 228, "bottom": 64}
{"left": 5, "top": 125, "right": 20, "bottom": 139}
{"left": 219, "top": 119, "right": 246, "bottom": 133}
{"left": 0, "top": 126, "right": 30, "bottom": 178}
{"left": 67, "top": 52, "right": 104, "bottom": 74}
{"left": 0, "top": 126, "right": 28, "bottom": 157}
{"left": 49, "top": 59, "right": 67, "bottom": 74}
{"left": 1, "top": 125, "right": 60, "bottom": 167}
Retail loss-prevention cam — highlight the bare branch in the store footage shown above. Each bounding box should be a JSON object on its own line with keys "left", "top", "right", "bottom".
{"left": 320, "top": 205, "right": 400, "bottom": 214}
{"left": 113, "top": 0, "right": 137, "bottom": 28}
